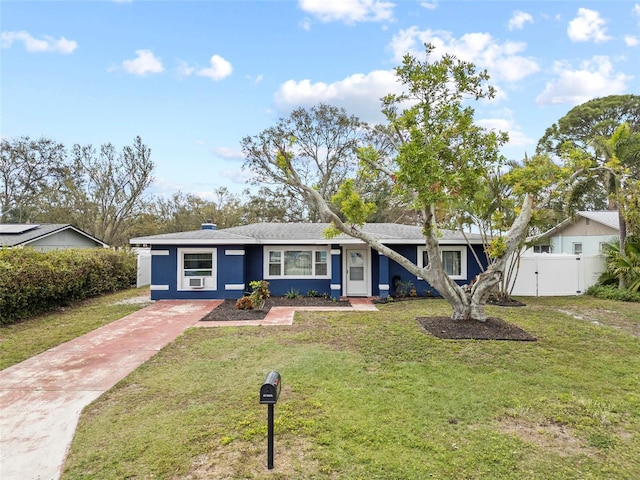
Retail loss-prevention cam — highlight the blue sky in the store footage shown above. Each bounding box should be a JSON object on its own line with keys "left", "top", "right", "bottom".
{"left": 2, "top": 1, "right": 640, "bottom": 200}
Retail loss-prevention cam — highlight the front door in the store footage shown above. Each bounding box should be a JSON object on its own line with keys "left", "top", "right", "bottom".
{"left": 345, "top": 249, "right": 368, "bottom": 296}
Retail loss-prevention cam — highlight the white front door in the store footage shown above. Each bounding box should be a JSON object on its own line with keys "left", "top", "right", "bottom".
{"left": 345, "top": 248, "right": 368, "bottom": 296}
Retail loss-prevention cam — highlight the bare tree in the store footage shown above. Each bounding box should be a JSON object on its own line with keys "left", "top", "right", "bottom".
{"left": 0, "top": 136, "right": 66, "bottom": 222}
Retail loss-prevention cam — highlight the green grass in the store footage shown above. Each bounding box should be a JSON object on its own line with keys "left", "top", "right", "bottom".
{"left": 0, "top": 287, "right": 151, "bottom": 370}
{"left": 49, "top": 296, "right": 640, "bottom": 478}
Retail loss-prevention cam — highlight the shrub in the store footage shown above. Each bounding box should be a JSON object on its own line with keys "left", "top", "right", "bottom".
{"left": 235, "top": 296, "right": 254, "bottom": 310}
{"left": 394, "top": 280, "right": 414, "bottom": 298}
{"left": 0, "top": 247, "right": 136, "bottom": 325}
{"left": 586, "top": 284, "right": 640, "bottom": 302}
{"left": 306, "top": 289, "right": 318, "bottom": 297}
{"left": 599, "top": 236, "right": 640, "bottom": 291}
{"left": 285, "top": 288, "right": 301, "bottom": 299}
{"left": 248, "top": 280, "right": 270, "bottom": 309}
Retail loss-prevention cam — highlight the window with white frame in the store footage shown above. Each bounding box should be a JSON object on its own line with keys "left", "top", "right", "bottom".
{"left": 572, "top": 242, "right": 583, "bottom": 255}
{"left": 417, "top": 246, "right": 467, "bottom": 280}
{"left": 178, "top": 248, "right": 217, "bottom": 290}
{"left": 533, "top": 245, "right": 551, "bottom": 253}
{"left": 264, "top": 247, "right": 330, "bottom": 278}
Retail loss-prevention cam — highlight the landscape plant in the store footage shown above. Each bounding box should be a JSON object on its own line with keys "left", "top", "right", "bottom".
{"left": 597, "top": 236, "right": 640, "bottom": 292}
{"left": 285, "top": 288, "right": 301, "bottom": 299}
{"left": 249, "top": 280, "right": 270, "bottom": 309}
{"left": 234, "top": 296, "right": 254, "bottom": 310}
{"left": 0, "top": 247, "right": 136, "bottom": 325}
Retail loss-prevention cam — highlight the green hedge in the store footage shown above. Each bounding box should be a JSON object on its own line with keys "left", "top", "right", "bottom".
{"left": 0, "top": 248, "right": 137, "bottom": 325}
{"left": 586, "top": 284, "right": 640, "bottom": 303}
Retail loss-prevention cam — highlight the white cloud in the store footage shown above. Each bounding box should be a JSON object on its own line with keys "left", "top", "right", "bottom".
{"left": 535, "top": 56, "right": 631, "bottom": 106}
{"left": 298, "top": 0, "right": 395, "bottom": 24}
{"left": 625, "top": 35, "right": 639, "bottom": 47}
{"left": 420, "top": 1, "right": 437, "bottom": 10}
{"left": 300, "top": 17, "right": 312, "bottom": 31}
{"left": 214, "top": 147, "right": 245, "bottom": 160}
{"left": 567, "top": 8, "right": 611, "bottom": 43}
{"left": 1, "top": 30, "right": 77, "bottom": 54}
{"left": 274, "top": 69, "right": 401, "bottom": 122}
{"left": 508, "top": 11, "right": 533, "bottom": 31}
{"left": 635, "top": 3, "right": 640, "bottom": 16}
{"left": 388, "top": 28, "right": 539, "bottom": 83}
{"left": 196, "top": 55, "right": 233, "bottom": 81}
{"left": 476, "top": 117, "right": 532, "bottom": 149}
{"left": 122, "top": 49, "right": 164, "bottom": 75}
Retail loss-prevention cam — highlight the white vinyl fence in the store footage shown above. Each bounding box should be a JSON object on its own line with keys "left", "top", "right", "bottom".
{"left": 135, "top": 248, "right": 151, "bottom": 288}
{"left": 509, "top": 254, "right": 606, "bottom": 296}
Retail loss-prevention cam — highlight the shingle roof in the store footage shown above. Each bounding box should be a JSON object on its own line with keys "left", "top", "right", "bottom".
{"left": 0, "top": 224, "right": 108, "bottom": 247}
{"left": 130, "top": 222, "right": 483, "bottom": 246}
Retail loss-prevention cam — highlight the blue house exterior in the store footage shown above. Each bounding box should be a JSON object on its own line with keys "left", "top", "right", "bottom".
{"left": 130, "top": 223, "right": 488, "bottom": 301}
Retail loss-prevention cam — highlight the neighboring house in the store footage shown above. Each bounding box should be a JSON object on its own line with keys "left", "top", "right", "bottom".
{"left": 0, "top": 224, "right": 108, "bottom": 251}
{"left": 510, "top": 211, "right": 619, "bottom": 296}
{"left": 529, "top": 211, "right": 619, "bottom": 255}
{"left": 129, "top": 222, "right": 488, "bottom": 301}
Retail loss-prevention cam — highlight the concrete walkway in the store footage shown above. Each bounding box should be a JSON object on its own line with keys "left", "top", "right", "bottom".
{"left": 0, "top": 300, "right": 220, "bottom": 480}
{"left": 0, "top": 297, "right": 377, "bottom": 480}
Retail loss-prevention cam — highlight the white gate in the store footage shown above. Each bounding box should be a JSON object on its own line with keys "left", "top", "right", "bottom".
{"left": 509, "top": 254, "right": 605, "bottom": 296}
{"left": 135, "top": 248, "right": 151, "bottom": 288}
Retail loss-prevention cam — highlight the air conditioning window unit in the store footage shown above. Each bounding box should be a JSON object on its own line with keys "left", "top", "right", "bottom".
{"left": 189, "top": 277, "right": 205, "bottom": 288}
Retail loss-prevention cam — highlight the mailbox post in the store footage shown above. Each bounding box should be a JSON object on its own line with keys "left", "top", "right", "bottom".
{"left": 260, "top": 371, "right": 281, "bottom": 470}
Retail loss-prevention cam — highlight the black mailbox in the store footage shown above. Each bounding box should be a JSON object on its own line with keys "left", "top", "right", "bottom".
{"left": 260, "top": 371, "right": 281, "bottom": 404}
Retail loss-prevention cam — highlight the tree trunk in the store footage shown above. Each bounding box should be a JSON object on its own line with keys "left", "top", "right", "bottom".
{"left": 298, "top": 181, "right": 534, "bottom": 323}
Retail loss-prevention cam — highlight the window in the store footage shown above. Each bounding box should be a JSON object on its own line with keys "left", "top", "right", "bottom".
{"left": 417, "top": 246, "right": 467, "bottom": 280}
{"left": 183, "top": 253, "right": 213, "bottom": 276}
{"left": 264, "top": 247, "right": 330, "bottom": 278}
{"left": 178, "top": 248, "right": 217, "bottom": 290}
{"left": 573, "top": 243, "right": 583, "bottom": 255}
{"left": 442, "top": 250, "right": 462, "bottom": 276}
{"left": 533, "top": 245, "right": 551, "bottom": 253}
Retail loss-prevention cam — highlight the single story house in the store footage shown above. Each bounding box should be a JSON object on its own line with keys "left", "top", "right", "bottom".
{"left": 528, "top": 211, "right": 619, "bottom": 255}
{"left": 0, "top": 224, "right": 108, "bottom": 251}
{"left": 130, "top": 222, "right": 488, "bottom": 301}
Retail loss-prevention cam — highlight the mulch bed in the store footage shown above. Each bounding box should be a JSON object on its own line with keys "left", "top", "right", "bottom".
{"left": 200, "top": 297, "right": 352, "bottom": 321}
{"left": 417, "top": 316, "right": 537, "bottom": 341}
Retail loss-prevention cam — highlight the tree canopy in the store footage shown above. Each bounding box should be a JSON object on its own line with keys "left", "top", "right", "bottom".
{"left": 1, "top": 136, "right": 155, "bottom": 246}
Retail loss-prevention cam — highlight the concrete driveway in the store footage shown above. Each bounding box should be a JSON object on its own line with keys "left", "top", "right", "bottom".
{"left": 0, "top": 299, "right": 220, "bottom": 480}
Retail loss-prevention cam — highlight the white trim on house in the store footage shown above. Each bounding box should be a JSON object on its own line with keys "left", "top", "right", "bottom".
{"left": 225, "top": 284, "right": 245, "bottom": 290}
{"left": 177, "top": 247, "right": 218, "bottom": 291}
{"left": 151, "top": 250, "right": 169, "bottom": 255}
{"left": 150, "top": 284, "right": 169, "bottom": 290}
{"left": 225, "top": 249, "right": 245, "bottom": 256}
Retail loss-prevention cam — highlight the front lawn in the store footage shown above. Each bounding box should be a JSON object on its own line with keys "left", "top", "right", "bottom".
{"left": 62, "top": 296, "right": 640, "bottom": 479}
{"left": 0, "top": 287, "right": 151, "bottom": 370}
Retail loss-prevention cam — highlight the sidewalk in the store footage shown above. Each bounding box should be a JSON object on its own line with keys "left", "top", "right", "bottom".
{"left": 0, "top": 300, "right": 220, "bottom": 480}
